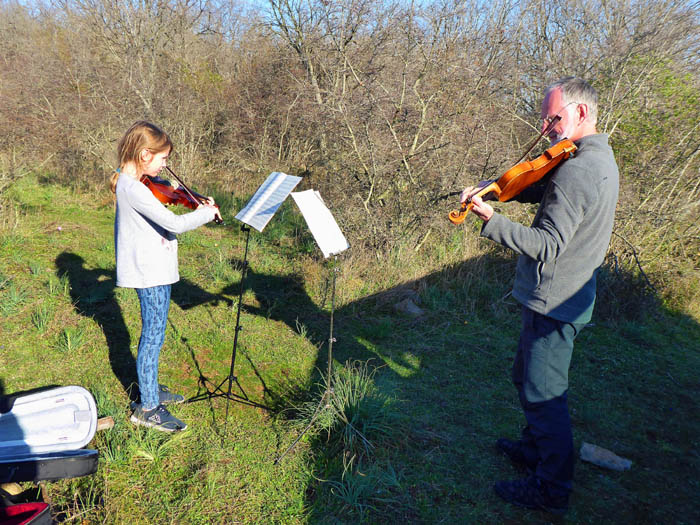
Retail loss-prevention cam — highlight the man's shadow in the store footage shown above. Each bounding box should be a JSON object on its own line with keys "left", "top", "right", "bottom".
{"left": 225, "top": 261, "right": 424, "bottom": 409}
{"left": 54, "top": 252, "right": 230, "bottom": 404}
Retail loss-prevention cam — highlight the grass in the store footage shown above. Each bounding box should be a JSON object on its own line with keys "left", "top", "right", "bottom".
{"left": 0, "top": 281, "right": 28, "bottom": 316}
{"left": 0, "top": 174, "right": 699, "bottom": 524}
{"left": 56, "top": 326, "right": 86, "bottom": 353}
{"left": 31, "top": 302, "right": 53, "bottom": 332}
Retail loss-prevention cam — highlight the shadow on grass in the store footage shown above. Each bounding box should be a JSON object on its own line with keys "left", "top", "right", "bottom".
{"left": 54, "top": 251, "right": 238, "bottom": 406}
{"left": 240, "top": 251, "right": 700, "bottom": 524}
{"left": 234, "top": 253, "right": 518, "bottom": 522}
{"left": 55, "top": 252, "right": 137, "bottom": 401}
{"left": 51, "top": 245, "right": 700, "bottom": 523}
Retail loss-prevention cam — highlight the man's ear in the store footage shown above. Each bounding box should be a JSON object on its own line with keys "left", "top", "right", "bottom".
{"left": 577, "top": 103, "right": 588, "bottom": 123}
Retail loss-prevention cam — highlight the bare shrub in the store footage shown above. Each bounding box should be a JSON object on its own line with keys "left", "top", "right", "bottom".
{"left": 0, "top": 0, "right": 697, "bottom": 302}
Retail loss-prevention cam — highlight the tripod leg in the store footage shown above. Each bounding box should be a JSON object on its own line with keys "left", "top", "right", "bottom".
{"left": 274, "top": 388, "right": 331, "bottom": 464}
{"left": 187, "top": 226, "right": 270, "bottom": 426}
{"left": 275, "top": 258, "right": 339, "bottom": 463}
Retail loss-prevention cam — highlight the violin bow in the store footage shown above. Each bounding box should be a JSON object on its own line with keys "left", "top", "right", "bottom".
{"left": 163, "top": 166, "right": 207, "bottom": 206}
{"left": 513, "top": 115, "right": 561, "bottom": 165}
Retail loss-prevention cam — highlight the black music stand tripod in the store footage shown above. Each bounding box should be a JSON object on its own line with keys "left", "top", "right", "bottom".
{"left": 187, "top": 172, "right": 302, "bottom": 433}
{"left": 188, "top": 225, "right": 269, "bottom": 428}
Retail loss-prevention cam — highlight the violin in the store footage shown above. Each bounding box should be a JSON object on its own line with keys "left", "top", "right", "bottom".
{"left": 448, "top": 138, "right": 577, "bottom": 225}
{"left": 141, "top": 166, "right": 223, "bottom": 224}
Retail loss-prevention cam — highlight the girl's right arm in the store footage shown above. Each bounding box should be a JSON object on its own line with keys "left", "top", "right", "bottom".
{"left": 198, "top": 196, "right": 223, "bottom": 223}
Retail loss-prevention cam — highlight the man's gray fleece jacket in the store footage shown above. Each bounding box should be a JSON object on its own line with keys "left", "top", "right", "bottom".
{"left": 481, "top": 133, "right": 619, "bottom": 323}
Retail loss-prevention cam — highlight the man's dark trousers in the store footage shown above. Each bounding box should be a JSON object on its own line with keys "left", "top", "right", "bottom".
{"left": 512, "top": 307, "right": 586, "bottom": 495}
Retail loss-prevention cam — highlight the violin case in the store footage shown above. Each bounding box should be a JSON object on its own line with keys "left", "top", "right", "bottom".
{"left": 0, "top": 502, "right": 50, "bottom": 525}
{"left": 0, "top": 386, "right": 99, "bottom": 523}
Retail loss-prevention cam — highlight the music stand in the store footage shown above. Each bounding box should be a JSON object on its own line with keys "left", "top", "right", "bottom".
{"left": 275, "top": 189, "right": 349, "bottom": 463}
{"left": 188, "top": 172, "right": 302, "bottom": 433}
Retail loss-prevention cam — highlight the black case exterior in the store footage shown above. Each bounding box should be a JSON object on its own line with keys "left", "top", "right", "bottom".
{"left": 0, "top": 449, "right": 98, "bottom": 483}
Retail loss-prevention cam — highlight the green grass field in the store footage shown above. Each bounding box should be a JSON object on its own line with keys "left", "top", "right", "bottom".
{"left": 1, "top": 175, "right": 698, "bottom": 524}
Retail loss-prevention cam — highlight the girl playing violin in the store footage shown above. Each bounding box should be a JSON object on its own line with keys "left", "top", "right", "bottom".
{"left": 111, "top": 121, "right": 221, "bottom": 432}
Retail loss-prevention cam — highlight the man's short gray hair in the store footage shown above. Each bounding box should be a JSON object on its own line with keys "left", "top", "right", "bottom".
{"left": 546, "top": 77, "right": 598, "bottom": 125}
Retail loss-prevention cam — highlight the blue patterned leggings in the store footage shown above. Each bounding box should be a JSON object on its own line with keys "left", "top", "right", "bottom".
{"left": 136, "top": 285, "right": 171, "bottom": 410}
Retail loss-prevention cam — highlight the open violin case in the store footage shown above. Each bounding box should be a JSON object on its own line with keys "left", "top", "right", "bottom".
{"left": 0, "top": 386, "right": 100, "bottom": 524}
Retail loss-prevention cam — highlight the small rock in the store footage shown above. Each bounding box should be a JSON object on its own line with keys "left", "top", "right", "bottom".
{"left": 394, "top": 298, "right": 424, "bottom": 317}
{"left": 580, "top": 442, "right": 632, "bottom": 471}
{"left": 97, "top": 416, "right": 115, "bottom": 431}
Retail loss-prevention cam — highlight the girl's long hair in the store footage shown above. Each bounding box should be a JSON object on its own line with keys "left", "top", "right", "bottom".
{"left": 110, "top": 121, "right": 173, "bottom": 194}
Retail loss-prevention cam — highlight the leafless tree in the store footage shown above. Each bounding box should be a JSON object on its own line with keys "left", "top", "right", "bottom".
{"left": 0, "top": 0, "right": 697, "bottom": 260}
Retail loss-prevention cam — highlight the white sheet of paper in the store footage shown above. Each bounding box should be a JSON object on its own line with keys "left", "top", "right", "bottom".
{"left": 291, "top": 190, "right": 349, "bottom": 258}
{"left": 235, "top": 172, "right": 302, "bottom": 232}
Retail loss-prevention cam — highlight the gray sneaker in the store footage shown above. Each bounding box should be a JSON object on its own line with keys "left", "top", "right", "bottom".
{"left": 130, "top": 385, "right": 185, "bottom": 412}
{"left": 158, "top": 384, "right": 185, "bottom": 405}
{"left": 130, "top": 404, "right": 187, "bottom": 432}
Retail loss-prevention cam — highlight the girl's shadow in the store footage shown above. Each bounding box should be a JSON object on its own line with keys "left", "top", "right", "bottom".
{"left": 55, "top": 252, "right": 234, "bottom": 403}
{"left": 55, "top": 252, "right": 137, "bottom": 400}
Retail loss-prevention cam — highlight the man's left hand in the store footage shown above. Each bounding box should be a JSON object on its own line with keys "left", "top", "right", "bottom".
{"left": 470, "top": 195, "right": 494, "bottom": 222}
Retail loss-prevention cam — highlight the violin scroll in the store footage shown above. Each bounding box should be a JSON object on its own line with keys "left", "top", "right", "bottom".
{"left": 448, "top": 181, "right": 501, "bottom": 225}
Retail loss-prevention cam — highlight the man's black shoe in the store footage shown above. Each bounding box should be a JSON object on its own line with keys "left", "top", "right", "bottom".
{"left": 494, "top": 476, "right": 569, "bottom": 515}
{"left": 496, "top": 438, "right": 537, "bottom": 472}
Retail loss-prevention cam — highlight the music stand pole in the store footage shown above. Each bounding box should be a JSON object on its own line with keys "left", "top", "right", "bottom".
{"left": 275, "top": 257, "right": 338, "bottom": 464}
{"left": 188, "top": 225, "right": 269, "bottom": 430}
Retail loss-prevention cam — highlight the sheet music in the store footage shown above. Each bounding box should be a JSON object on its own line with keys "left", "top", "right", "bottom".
{"left": 291, "top": 190, "right": 349, "bottom": 258}
{"left": 235, "top": 172, "right": 302, "bottom": 232}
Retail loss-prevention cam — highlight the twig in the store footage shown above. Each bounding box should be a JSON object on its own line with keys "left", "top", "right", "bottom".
{"left": 666, "top": 372, "right": 681, "bottom": 388}
{"left": 611, "top": 231, "right": 656, "bottom": 292}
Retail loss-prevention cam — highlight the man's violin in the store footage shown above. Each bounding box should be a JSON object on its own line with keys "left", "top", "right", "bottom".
{"left": 141, "top": 166, "right": 223, "bottom": 224}
{"left": 449, "top": 114, "right": 577, "bottom": 225}
{"left": 448, "top": 139, "right": 576, "bottom": 224}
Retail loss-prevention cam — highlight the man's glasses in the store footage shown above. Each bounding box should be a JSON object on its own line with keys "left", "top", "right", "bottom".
{"left": 542, "top": 101, "right": 580, "bottom": 129}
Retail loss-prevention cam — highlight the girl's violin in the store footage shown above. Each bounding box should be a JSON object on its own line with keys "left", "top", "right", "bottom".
{"left": 141, "top": 166, "right": 223, "bottom": 224}
{"left": 448, "top": 138, "right": 577, "bottom": 225}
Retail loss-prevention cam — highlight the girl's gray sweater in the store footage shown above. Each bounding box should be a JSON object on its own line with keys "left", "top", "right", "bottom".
{"left": 114, "top": 174, "right": 216, "bottom": 288}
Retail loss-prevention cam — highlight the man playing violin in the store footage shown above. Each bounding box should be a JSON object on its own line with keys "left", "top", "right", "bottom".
{"left": 461, "top": 77, "right": 619, "bottom": 514}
